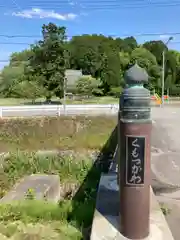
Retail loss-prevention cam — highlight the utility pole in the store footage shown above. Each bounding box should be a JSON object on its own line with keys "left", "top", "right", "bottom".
{"left": 161, "top": 36, "right": 173, "bottom": 106}
{"left": 162, "top": 50, "right": 165, "bottom": 106}
{"left": 63, "top": 49, "right": 69, "bottom": 115}
{"left": 63, "top": 75, "right": 66, "bottom": 115}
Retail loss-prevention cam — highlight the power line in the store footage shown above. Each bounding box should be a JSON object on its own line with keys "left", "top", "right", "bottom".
{"left": 0, "top": 34, "right": 41, "bottom": 38}
{"left": 3, "top": 31, "right": 180, "bottom": 39}
{"left": 8, "top": 0, "right": 180, "bottom": 6}
{"left": 0, "top": 42, "right": 31, "bottom": 45}
{"left": 2, "top": 0, "right": 180, "bottom": 10}
{"left": 8, "top": 0, "right": 22, "bottom": 10}
{"left": 2, "top": 32, "right": 180, "bottom": 43}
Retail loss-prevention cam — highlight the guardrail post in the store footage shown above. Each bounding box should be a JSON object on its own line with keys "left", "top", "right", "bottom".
{"left": 118, "top": 64, "right": 152, "bottom": 239}
{"left": 58, "top": 105, "right": 61, "bottom": 117}
{"left": 0, "top": 107, "right": 3, "bottom": 118}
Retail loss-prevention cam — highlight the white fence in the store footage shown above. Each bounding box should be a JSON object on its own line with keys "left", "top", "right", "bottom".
{"left": 0, "top": 104, "right": 119, "bottom": 118}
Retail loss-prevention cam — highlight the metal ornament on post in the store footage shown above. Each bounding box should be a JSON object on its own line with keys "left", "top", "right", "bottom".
{"left": 118, "top": 64, "right": 152, "bottom": 239}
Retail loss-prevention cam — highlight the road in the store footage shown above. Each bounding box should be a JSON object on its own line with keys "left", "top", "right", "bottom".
{"left": 150, "top": 106, "right": 180, "bottom": 240}
{"left": 151, "top": 106, "right": 180, "bottom": 188}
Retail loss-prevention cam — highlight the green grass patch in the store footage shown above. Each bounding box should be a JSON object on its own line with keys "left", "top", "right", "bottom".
{"left": 0, "top": 115, "right": 116, "bottom": 238}
{"left": 0, "top": 152, "right": 102, "bottom": 239}
{"left": 65, "top": 96, "right": 118, "bottom": 105}
{"left": 0, "top": 152, "right": 95, "bottom": 197}
{"left": 0, "top": 116, "right": 116, "bottom": 152}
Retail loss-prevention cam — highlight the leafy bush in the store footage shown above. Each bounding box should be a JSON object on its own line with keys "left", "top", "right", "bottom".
{"left": 92, "top": 87, "right": 104, "bottom": 96}
{"left": 10, "top": 81, "right": 46, "bottom": 100}
{"left": 76, "top": 76, "right": 99, "bottom": 96}
{"left": 169, "top": 84, "right": 180, "bottom": 96}
{"left": 109, "top": 87, "right": 123, "bottom": 98}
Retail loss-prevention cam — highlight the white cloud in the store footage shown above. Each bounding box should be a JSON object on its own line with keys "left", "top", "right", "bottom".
{"left": 12, "top": 8, "right": 77, "bottom": 20}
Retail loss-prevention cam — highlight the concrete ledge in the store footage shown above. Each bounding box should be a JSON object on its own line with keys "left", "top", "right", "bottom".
{"left": 90, "top": 173, "right": 174, "bottom": 240}
{"left": 0, "top": 174, "right": 60, "bottom": 203}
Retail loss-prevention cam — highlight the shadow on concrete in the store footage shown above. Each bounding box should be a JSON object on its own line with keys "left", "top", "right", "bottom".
{"left": 67, "top": 125, "right": 118, "bottom": 239}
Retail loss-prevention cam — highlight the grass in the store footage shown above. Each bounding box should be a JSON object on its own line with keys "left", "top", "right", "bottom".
{"left": 160, "top": 203, "right": 171, "bottom": 216}
{"left": 0, "top": 116, "right": 116, "bottom": 152}
{"left": 0, "top": 115, "right": 116, "bottom": 239}
{"left": 0, "top": 96, "right": 118, "bottom": 106}
{"left": 0, "top": 152, "right": 102, "bottom": 239}
{"left": 65, "top": 96, "right": 118, "bottom": 105}
{"left": 0, "top": 152, "right": 95, "bottom": 197}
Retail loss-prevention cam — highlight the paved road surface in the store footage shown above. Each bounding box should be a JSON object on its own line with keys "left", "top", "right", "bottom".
{"left": 151, "top": 106, "right": 180, "bottom": 187}
{"left": 150, "top": 106, "right": 180, "bottom": 240}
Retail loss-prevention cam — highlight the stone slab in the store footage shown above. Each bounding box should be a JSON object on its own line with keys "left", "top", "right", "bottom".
{"left": 0, "top": 174, "right": 60, "bottom": 203}
{"left": 90, "top": 173, "right": 174, "bottom": 240}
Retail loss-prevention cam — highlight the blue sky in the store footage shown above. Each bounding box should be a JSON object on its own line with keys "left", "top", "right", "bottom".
{"left": 0, "top": 0, "right": 180, "bottom": 69}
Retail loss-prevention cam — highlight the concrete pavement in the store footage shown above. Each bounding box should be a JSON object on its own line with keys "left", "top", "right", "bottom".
{"left": 90, "top": 173, "right": 174, "bottom": 240}
{"left": 151, "top": 106, "right": 180, "bottom": 188}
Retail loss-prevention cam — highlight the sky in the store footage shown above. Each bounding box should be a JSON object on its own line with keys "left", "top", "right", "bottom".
{"left": 0, "top": 0, "right": 180, "bottom": 69}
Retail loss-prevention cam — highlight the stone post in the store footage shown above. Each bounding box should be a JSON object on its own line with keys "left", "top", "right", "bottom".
{"left": 118, "top": 64, "right": 152, "bottom": 239}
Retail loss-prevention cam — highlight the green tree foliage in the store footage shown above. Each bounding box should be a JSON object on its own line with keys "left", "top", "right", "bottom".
{"left": 11, "top": 81, "right": 46, "bottom": 101}
{"left": 0, "top": 65, "right": 24, "bottom": 97}
{"left": 130, "top": 47, "right": 161, "bottom": 89}
{"left": 26, "top": 23, "right": 67, "bottom": 100}
{"left": 143, "top": 40, "right": 167, "bottom": 65}
{"left": 68, "top": 34, "right": 121, "bottom": 93}
{"left": 1, "top": 22, "right": 180, "bottom": 98}
{"left": 10, "top": 50, "right": 32, "bottom": 67}
{"left": 131, "top": 47, "right": 157, "bottom": 70}
{"left": 115, "top": 37, "right": 137, "bottom": 52}
{"left": 170, "top": 50, "right": 180, "bottom": 84}
{"left": 76, "top": 76, "right": 99, "bottom": 96}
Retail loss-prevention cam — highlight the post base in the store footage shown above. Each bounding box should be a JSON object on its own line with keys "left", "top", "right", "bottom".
{"left": 90, "top": 173, "right": 174, "bottom": 240}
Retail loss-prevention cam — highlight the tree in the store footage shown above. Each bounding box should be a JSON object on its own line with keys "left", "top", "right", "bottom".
{"left": 10, "top": 81, "right": 46, "bottom": 101}
{"left": 164, "top": 51, "right": 176, "bottom": 89}
{"left": 119, "top": 52, "right": 130, "bottom": 71}
{"left": 143, "top": 40, "right": 167, "bottom": 65}
{"left": 10, "top": 49, "right": 32, "bottom": 67}
{"left": 100, "top": 50, "right": 121, "bottom": 93}
{"left": 131, "top": 47, "right": 161, "bottom": 89}
{"left": 68, "top": 34, "right": 121, "bottom": 93}
{"left": 0, "top": 65, "right": 24, "bottom": 97}
{"left": 2, "top": 26, "right": 180, "bottom": 99}
{"left": 115, "top": 37, "right": 137, "bottom": 53}
{"left": 68, "top": 34, "right": 105, "bottom": 76}
{"left": 76, "top": 76, "right": 99, "bottom": 97}
{"left": 25, "top": 22, "right": 67, "bottom": 100}
{"left": 143, "top": 41, "right": 176, "bottom": 88}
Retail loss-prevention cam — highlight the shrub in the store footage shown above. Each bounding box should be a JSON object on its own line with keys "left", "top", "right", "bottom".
{"left": 109, "top": 87, "right": 123, "bottom": 98}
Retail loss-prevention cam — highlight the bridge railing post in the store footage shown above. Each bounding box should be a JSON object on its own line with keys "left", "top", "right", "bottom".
{"left": 118, "top": 63, "right": 152, "bottom": 239}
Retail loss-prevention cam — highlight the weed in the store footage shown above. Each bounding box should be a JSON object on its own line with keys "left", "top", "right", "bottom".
{"left": 0, "top": 116, "right": 116, "bottom": 151}
{"left": 0, "top": 152, "right": 101, "bottom": 238}
{"left": 160, "top": 203, "right": 171, "bottom": 215}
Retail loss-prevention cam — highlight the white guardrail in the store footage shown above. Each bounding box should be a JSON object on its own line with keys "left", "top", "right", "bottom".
{"left": 0, "top": 104, "right": 119, "bottom": 118}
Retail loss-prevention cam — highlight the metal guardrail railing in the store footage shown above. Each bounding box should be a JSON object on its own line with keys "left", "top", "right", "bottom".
{"left": 0, "top": 104, "right": 119, "bottom": 118}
